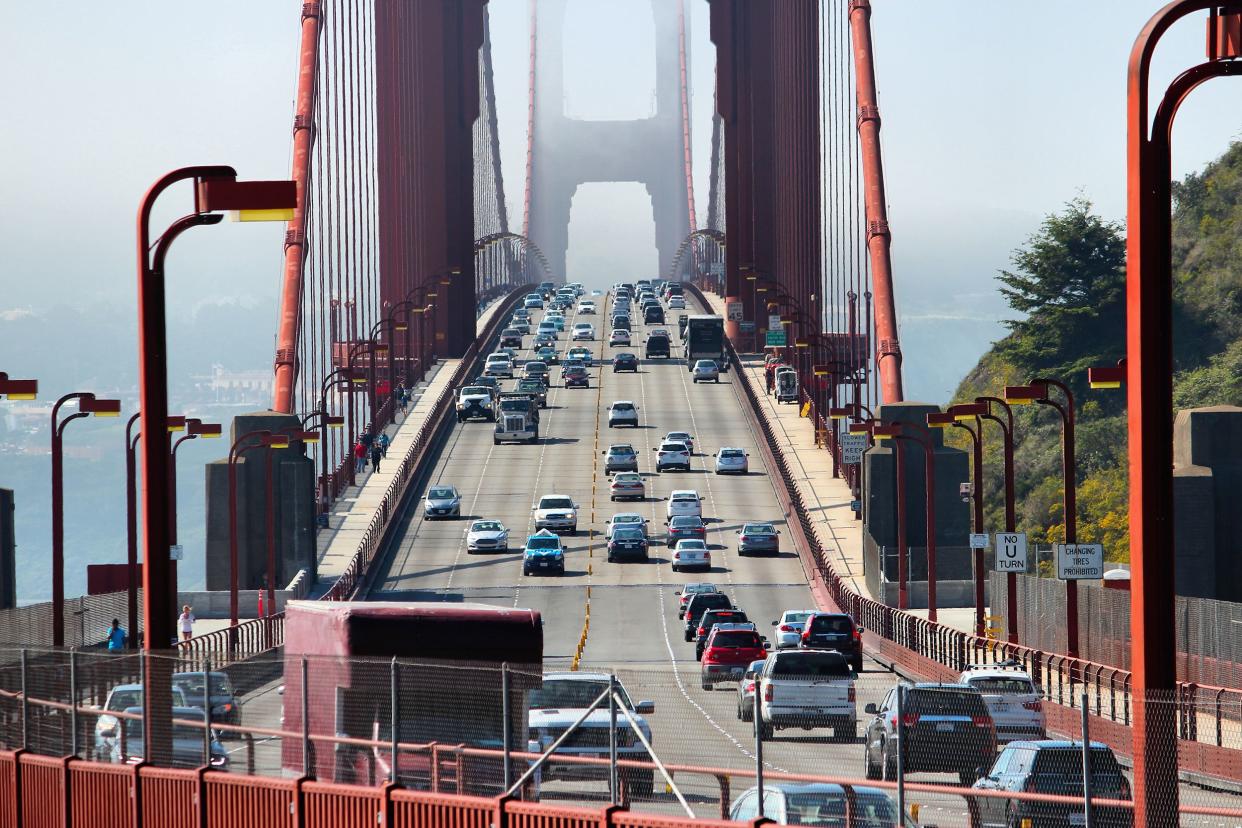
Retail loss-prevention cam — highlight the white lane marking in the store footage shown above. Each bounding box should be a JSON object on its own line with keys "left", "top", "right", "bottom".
{"left": 443, "top": 437, "right": 498, "bottom": 591}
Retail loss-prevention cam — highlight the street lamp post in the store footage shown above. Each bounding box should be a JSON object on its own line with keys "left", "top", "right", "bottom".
{"left": 976, "top": 396, "right": 1019, "bottom": 644}
{"left": 124, "top": 412, "right": 141, "bottom": 648}
{"left": 942, "top": 405, "right": 989, "bottom": 637}
{"left": 1006, "top": 379, "right": 1079, "bottom": 657}
{"left": 51, "top": 392, "right": 121, "bottom": 646}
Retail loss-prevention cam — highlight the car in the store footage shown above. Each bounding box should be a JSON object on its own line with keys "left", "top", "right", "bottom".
{"left": 643, "top": 305, "right": 665, "bottom": 324}
{"left": 536, "top": 281, "right": 556, "bottom": 298}
{"left": 533, "top": 494, "right": 578, "bottom": 534}
{"left": 645, "top": 334, "right": 670, "bottom": 359}
{"left": 959, "top": 662, "right": 1046, "bottom": 743}
{"left": 522, "top": 529, "right": 565, "bottom": 575}
{"left": 771, "top": 610, "right": 815, "bottom": 649}
{"left": 737, "top": 522, "right": 780, "bottom": 556}
{"left": 466, "top": 519, "right": 509, "bottom": 553}
{"left": 799, "top": 612, "right": 863, "bottom": 673}
{"left": 563, "top": 365, "right": 590, "bottom": 388}
{"left": 609, "top": 329, "right": 632, "bottom": 347}
{"left": 683, "top": 591, "right": 735, "bottom": 641}
{"left": 576, "top": 300, "right": 596, "bottom": 314}
{"left": 735, "top": 660, "right": 767, "bottom": 722}
{"left": 701, "top": 625, "right": 767, "bottom": 688}
{"left": 607, "top": 400, "right": 640, "bottom": 428}
{"left": 566, "top": 346, "right": 593, "bottom": 366}
{"left": 516, "top": 377, "right": 548, "bottom": 408}
{"left": 757, "top": 650, "right": 858, "bottom": 741}
{"left": 522, "top": 362, "right": 550, "bottom": 386}
{"left": 694, "top": 609, "right": 752, "bottom": 660}
{"left": 528, "top": 673, "right": 656, "bottom": 795}
{"left": 603, "top": 443, "right": 639, "bottom": 474}
{"left": 94, "top": 683, "right": 188, "bottom": 760}
{"left": 523, "top": 294, "right": 544, "bottom": 309}
{"left": 973, "top": 741, "right": 1133, "bottom": 828}
{"left": 713, "top": 447, "right": 749, "bottom": 474}
{"left": 667, "top": 296, "right": 686, "bottom": 310}
{"left": 729, "top": 783, "right": 903, "bottom": 826}
{"left": 170, "top": 671, "right": 241, "bottom": 728}
{"left": 607, "top": 526, "right": 649, "bottom": 562}
{"left": 572, "top": 323, "right": 595, "bottom": 341}
{"left": 509, "top": 318, "right": 531, "bottom": 335}
{"left": 666, "top": 515, "right": 706, "bottom": 547}
{"left": 537, "top": 321, "right": 558, "bottom": 339}
{"left": 678, "top": 314, "right": 690, "bottom": 338}
{"left": 676, "top": 583, "right": 719, "bottom": 619}
{"left": 863, "top": 683, "right": 997, "bottom": 784}
{"left": 666, "top": 489, "right": 702, "bottom": 519}
{"left": 654, "top": 441, "right": 691, "bottom": 472}
{"left": 535, "top": 346, "right": 558, "bottom": 365}
{"left": 511, "top": 306, "right": 531, "bottom": 320}
{"left": 560, "top": 358, "right": 586, "bottom": 376}
{"left": 456, "top": 385, "right": 496, "bottom": 422}
{"left": 533, "top": 330, "right": 556, "bottom": 347}
{"left": 663, "top": 431, "right": 695, "bottom": 454}
{"left": 423, "top": 485, "right": 462, "bottom": 519}
{"left": 499, "top": 328, "right": 524, "bottom": 349}
{"left": 606, "top": 512, "right": 649, "bottom": 540}
{"left": 484, "top": 355, "right": 513, "bottom": 378}
{"left": 611, "top": 315, "right": 632, "bottom": 333}
{"left": 612, "top": 352, "right": 639, "bottom": 372}
{"left": 545, "top": 313, "right": 566, "bottom": 331}
{"left": 672, "top": 539, "right": 711, "bottom": 572}
{"left": 112, "top": 706, "right": 229, "bottom": 769}
{"left": 608, "top": 471, "right": 645, "bottom": 501}
{"left": 692, "top": 359, "right": 721, "bottom": 383}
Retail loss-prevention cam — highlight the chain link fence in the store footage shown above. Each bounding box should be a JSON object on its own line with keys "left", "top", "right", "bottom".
{"left": 1, "top": 646, "right": 1242, "bottom": 824}
{"left": 0, "top": 589, "right": 142, "bottom": 655}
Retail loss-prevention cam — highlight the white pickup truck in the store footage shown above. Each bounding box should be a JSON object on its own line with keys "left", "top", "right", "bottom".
{"left": 757, "top": 649, "right": 857, "bottom": 742}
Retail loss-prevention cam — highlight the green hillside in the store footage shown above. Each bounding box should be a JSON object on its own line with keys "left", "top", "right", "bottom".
{"left": 949, "top": 142, "right": 1242, "bottom": 568}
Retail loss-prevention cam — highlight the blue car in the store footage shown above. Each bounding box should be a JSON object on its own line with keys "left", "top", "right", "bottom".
{"left": 523, "top": 529, "right": 565, "bottom": 576}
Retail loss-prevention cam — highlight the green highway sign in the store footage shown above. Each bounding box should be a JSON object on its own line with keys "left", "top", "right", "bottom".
{"left": 765, "top": 330, "right": 787, "bottom": 347}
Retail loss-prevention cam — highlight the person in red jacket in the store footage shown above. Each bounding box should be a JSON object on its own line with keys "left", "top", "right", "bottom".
{"left": 354, "top": 439, "right": 367, "bottom": 474}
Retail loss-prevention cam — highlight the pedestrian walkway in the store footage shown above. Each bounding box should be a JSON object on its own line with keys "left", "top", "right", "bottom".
{"left": 311, "top": 301, "right": 506, "bottom": 595}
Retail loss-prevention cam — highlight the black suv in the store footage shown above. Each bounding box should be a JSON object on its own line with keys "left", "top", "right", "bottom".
{"left": 694, "top": 608, "right": 750, "bottom": 660}
{"left": 682, "top": 592, "right": 734, "bottom": 641}
{"left": 645, "top": 334, "right": 670, "bottom": 359}
{"left": 973, "top": 741, "right": 1132, "bottom": 828}
{"left": 799, "top": 611, "right": 863, "bottom": 673}
{"left": 613, "top": 353, "right": 639, "bottom": 373}
{"left": 644, "top": 305, "right": 665, "bottom": 324}
{"left": 863, "top": 683, "right": 997, "bottom": 785}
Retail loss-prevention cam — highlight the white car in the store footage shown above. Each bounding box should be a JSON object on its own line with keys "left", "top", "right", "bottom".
{"left": 607, "top": 401, "right": 640, "bottom": 428}
{"left": 572, "top": 323, "right": 595, "bottom": 341}
{"left": 537, "top": 321, "right": 558, "bottom": 339}
{"left": 524, "top": 294, "right": 544, "bottom": 309}
{"left": 533, "top": 494, "right": 578, "bottom": 534}
{"left": 608, "top": 472, "right": 645, "bottom": 501}
{"left": 609, "top": 329, "right": 631, "bottom": 347}
{"left": 668, "top": 296, "right": 686, "bottom": 310}
{"left": 692, "top": 360, "right": 720, "bottom": 383}
{"left": 772, "top": 610, "right": 815, "bottom": 649}
{"left": 576, "top": 301, "right": 596, "bottom": 314}
{"left": 484, "top": 355, "right": 513, "bottom": 378}
{"left": 466, "top": 520, "right": 509, "bottom": 553}
{"left": 654, "top": 441, "right": 691, "bottom": 472}
{"left": 959, "top": 662, "right": 1046, "bottom": 743}
{"left": 713, "top": 447, "right": 749, "bottom": 474}
{"left": 663, "top": 431, "right": 695, "bottom": 454}
{"left": 424, "top": 485, "right": 462, "bottom": 519}
{"left": 606, "top": 512, "right": 649, "bottom": 540}
{"left": 666, "top": 490, "right": 702, "bottom": 519}
{"left": 672, "top": 539, "right": 711, "bottom": 572}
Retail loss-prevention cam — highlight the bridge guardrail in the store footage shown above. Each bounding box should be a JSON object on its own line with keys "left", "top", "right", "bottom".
{"left": 682, "top": 282, "right": 1242, "bottom": 786}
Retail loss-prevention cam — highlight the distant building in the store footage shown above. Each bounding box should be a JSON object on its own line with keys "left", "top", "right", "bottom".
{"left": 194, "top": 365, "right": 273, "bottom": 405}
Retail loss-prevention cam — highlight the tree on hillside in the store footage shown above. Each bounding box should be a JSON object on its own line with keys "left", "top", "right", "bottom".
{"left": 995, "top": 197, "right": 1126, "bottom": 395}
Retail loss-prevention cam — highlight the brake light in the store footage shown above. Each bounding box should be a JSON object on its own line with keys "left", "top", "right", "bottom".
{"left": 740, "top": 536, "right": 749, "bottom": 543}
{"left": 972, "top": 715, "right": 992, "bottom": 728}
{"left": 763, "top": 683, "right": 773, "bottom": 702}
{"left": 779, "top": 624, "right": 795, "bottom": 633}
{"left": 852, "top": 627, "right": 861, "bottom": 641}
{"left": 697, "top": 626, "right": 706, "bottom": 636}
{"left": 801, "top": 630, "right": 810, "bottom": 641}
{"left": 848, "top": 685, "right": 856, "bottom": 703}
{"left": 901, "top": 713, "right": 919, "bottom": 727}
{"left": 1022, "top": 700, "right": 1043, "bottom": 712}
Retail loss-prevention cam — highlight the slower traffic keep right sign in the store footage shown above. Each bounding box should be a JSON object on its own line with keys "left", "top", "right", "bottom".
{"left": 994, "top": 532, "right": 1028, "bottom": 573}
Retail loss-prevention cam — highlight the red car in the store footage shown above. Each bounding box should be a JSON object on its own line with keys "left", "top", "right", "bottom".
{"left": 700, "top": 625, "right": 769, "bottom": 690}
{"left": 564, "top": 366, "right": 590, "bottom": 388}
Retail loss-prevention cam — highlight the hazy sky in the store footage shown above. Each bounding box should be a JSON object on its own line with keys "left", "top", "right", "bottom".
{"left": 2, "top": 1, "right": 1239, "bottom": 402}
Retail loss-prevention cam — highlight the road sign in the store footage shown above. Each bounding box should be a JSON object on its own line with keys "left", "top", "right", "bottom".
{"left": 768, "top": 313, "right": 783, "bottom": 331}
{"left": 710, "top": 262, "right": 725, "bottom": 275}
{"left": 726, "top": 301, "right": 744, "bottom": 322}
{"left": 765, "top": 330, "right": 787, "bottom": 347}
{"left": 1056, "top": 543, "right": 1104, "bottom": 580}
{"left": 969, "top": 533, "right": 989, "bottom": 549}
{"left": 841, "top": 432, "right": 868, "bottom": 464}
{"left": 169, "top": 544, "right": 184, "bottom": 561}
{"left": 739, "top": 321, "right": 755, "bottom": 333}
{"left": 994, "top": 532, "right": 1027, "bottom": 573}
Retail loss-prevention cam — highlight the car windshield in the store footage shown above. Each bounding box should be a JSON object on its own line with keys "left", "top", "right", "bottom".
{"left": 539, "top": 497, "right": 573, "bottom": 509}
{"left": 612, "top": 403, "right": 634, "bottom": 411}
{"left": 107, "top": 689, "right": 142, "bottom": 711}
{"left": 566, "top": 368, "right": 586, "bottom": 375}
{"left": 712, "top": 631, "right": 762, "bottom": 648}
{"left": 670, "top": 516, "right": 702, "bottom": 528}
{"left": 172, "top": 673, "right": 234, "bottom": 696}
{"left": 525, "top": 364, "right": 547, "bottom": 373}
{"left": 809, "top": 616, "right": 853, "bottom": 634}
{"left": 428, "top": 488, "right": 456, "bottom": 499}
{"left": 777, "top": 792, "right": 897, "bottom": 828}
{"left": 527, "top": 537, "right": 560, "bottom": 550}
{"left": 743, "top": 524, "right": 775, "bottom": 535}
{"left": 968, "top": 677, "right": 1036, "bottom": 694}
{"left": 772, "top": 653, "right": 852, "bottom": 678}
{"left": 529, "top": 679, "right": 633, "bottom": 710}
{"left": 472, "top": 521, "right": 503, "bottom": 532}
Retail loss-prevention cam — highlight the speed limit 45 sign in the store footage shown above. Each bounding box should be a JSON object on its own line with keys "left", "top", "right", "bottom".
{"left": 994, "top": 533, "right": 1028, "bottom": 573}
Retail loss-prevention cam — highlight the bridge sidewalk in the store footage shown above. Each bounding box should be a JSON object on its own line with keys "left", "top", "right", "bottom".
{"left": 310, "top": 301, "right": 505, "bottom": 596}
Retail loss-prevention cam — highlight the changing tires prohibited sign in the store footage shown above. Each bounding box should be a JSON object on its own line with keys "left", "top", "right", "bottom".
{"left": 1056, "top": 543, "right": 1104, "bottom": 580}
{"left": 994, "top": 533, "right": 1027, "bottom": 573}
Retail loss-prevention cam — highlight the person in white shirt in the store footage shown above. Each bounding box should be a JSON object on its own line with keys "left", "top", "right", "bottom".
{"left": 178, "top": 605, "right": 196, "bottom": 642}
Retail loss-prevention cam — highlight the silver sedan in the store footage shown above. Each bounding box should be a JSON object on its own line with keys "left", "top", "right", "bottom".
{"left": 713, "top": 447, "right": 749, "bottom": 474}
{"left": 691, "top": 359, "right": 720, "bottom": 383}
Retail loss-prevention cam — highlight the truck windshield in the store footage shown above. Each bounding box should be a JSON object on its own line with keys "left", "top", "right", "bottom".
{"left": 539, "top": 497, "right": 573, "bottom": 509}
{"left": 530, "top": 679, "right": 634, "bottom": 710}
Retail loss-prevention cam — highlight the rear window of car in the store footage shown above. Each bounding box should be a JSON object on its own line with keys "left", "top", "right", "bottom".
{"left": 720, "top": 449, "right": 744, "bottom": 458}
{"left": 609, "top": 446, "right": 634, "bottom": 454}
{"left": 671, "top": 493, "right": 698, "bottom": 502}
{"left": 613, "top": 473, "right": 641, "bottom": 483}
{"left": 661, "top": 443, "right": 688, "bottom": 452}
{"left": 771, "top": 652, "right": 852, "bottom": 677}
{"left": 705, "top": 610, "right": 747, "bottom": 625}
{"left": 614, "top": 528, "right": 644, "bottom": 541}
{"left": 712, "top": 631, "right": 761, "bottom": 648}
{"left": 1031, "top": 749, "right": 1126, "bottom": 797}
{"left": 670, "top": 516, "right": 702, "bottom": 528}
{"left": 527, "top": 537, "right": 560, "bottom": 550}
{"left": 689, "top": 594, "right": 731, "bottom": 615}
{"left": 907, "top": 688, "right": 988, "bottom": 717}
{"left": 809, "top": 615, "right": 854, "bottom": 634}
{"left": 743, "top": 524, "right": 775, "bottom": 534}
{"left": 968, "top": 677, "right": 1036, "bottom": 694}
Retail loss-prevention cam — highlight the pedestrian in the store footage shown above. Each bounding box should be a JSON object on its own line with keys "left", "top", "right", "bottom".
{"left": 106, "top": 618, "right": 126, "bottom": 651}
{"left": 178, "top": 605, "right": 195, "bottom": 642}
{"left": 354, "top": 440, "right": 367, "bottom": 474}
{"left": 397, "top": 383, "right": 408, "bottom": 413}
{"left": 370, "top": 441, "right": 383, "bottom": 473}
{"left": 378, "top": 432, "right": 390, "bottom": 458}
